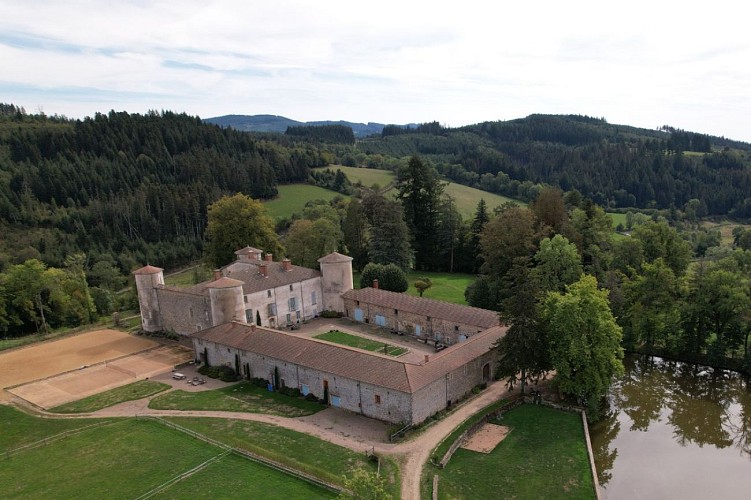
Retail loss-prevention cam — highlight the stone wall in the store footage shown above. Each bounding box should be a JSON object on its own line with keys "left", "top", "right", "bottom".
{"left": 244, "top": 277, "right": 323, "bottom": 329}
{"left": 156, "top": 289, "right": 212, "bottom": 335}
{"left": 342, "top": 298, "right": 488, "bottom": 345}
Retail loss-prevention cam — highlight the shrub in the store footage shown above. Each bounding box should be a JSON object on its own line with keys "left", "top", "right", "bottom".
{"left": 199, "top": 365, "right": 238, "bottom": 381}
{"left": 319, "top": 310, "right": 341, "bottom": 318}
{"left": 360, "top": 262, "right": 408, "bottom": 292}
{"left": 305, "top": 393, "right": 319, "bottom": 402}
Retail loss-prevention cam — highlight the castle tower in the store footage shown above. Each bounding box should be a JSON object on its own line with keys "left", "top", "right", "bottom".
{"left": 318, "top": 252, "right": 354, "bottom": 313}
{"left": 207, "top": 277, "right": 246, "bottom": 326}
{"left": 133, "top": 265, "right": 164, "bottom": 332}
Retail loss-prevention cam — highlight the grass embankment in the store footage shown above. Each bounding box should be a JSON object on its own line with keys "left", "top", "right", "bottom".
{"left": 429, "top": 404, "right": 595, "bottom": 499}
{"left": 165, "top": 417, "right": 400, "bottom": 498}
{"left": 0, "top": 407, "right": 333, "bottom": 499}
{"left": 314, "top": 330, "right": 408, "bottom": 356}
{"left": 314, "top": 165, "right": 395, "bottom": 190}
{"left": 354, "top": 270, "right": 475, "bottom": 305}
{"left": 49, "top": 380, "right": 171, "bottom": 414}
{"left": 149, "top": 382, "right": 325, "bottom": 416}
{"left": 263, "top": 184, "right": 348, "bottom": 219}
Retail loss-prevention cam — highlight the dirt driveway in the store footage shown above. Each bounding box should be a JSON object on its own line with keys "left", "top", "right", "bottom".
{"left": 0, "top": 329, "right": 157, "bottom": 401}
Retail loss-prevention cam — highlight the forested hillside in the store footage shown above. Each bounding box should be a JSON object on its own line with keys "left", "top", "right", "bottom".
{"left": 357, "top": 115, "right": 751, "bottom": 216}
{"left": 0, "top": 107, "right": 330, "bottom": 270}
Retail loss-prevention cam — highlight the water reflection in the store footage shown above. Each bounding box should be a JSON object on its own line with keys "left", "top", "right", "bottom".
{"left": 590, "top": 354, "right": 751, "bottom": 499}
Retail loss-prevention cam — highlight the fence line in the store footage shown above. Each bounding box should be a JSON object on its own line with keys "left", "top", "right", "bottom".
{"left": 146, "top": 416, "right": 344, "bottom": 494}
{"left": 134, "top": 449, "right": 232, "bottom": 500}
{"left": 3, "top": 420, "right": 117, "bottom": 460}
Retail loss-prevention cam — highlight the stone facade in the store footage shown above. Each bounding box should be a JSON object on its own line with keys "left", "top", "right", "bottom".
{"left": 191, "top": 322, "right": 504, "bottom": 425}
{"left": 341, "top": 288, "right": 498, "bottom": 346}
{"left": 134, "top": 249, "right": 353, "bottom": 336}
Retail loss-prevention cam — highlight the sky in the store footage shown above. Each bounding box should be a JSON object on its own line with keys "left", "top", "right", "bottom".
{"left": 2, "top": 0, "right": 750, "bottom": 141}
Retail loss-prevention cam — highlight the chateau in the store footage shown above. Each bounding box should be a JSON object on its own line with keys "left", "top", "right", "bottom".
{"left": 134, "top": 248, "right": 505, "bottom": 424}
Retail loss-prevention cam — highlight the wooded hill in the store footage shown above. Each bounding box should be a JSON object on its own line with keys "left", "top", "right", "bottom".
{"left": 0, "top": 106, "right": 330, "bottom": 270}
{"left": 358, "top": 115, "right": 751, "bottom": 216}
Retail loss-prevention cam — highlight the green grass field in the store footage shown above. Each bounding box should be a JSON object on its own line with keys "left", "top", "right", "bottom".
{"left": 314, "top": 330, "right": 408, "bottom": 356}
{"left": 0, "top": 407, "right": 334, "bottom": 499}
{"left": 152, "top": 451, "right": 335, "bottom": 499}
{"left": 431, "top": 404, "right": 595, "bottom": 499}
{"left": 313, "top": 165, "right": 395, "bottom": 190}
{"left": 165, "top": 417, "right": 400, "bottom": 497}
{"left": 354, "top": 270, "right": 475, "bottom": 305}
{"left": 443, "top": 182, "right": 520, "bottom": 218}
{"left": 149, "top": 382, "right": 325, "bottom": 416}
{"left": 263, "top": 184, "right": 348, "bottom": 219}
{"left": 49, "top": 380, "right": 171, "bottom": 414}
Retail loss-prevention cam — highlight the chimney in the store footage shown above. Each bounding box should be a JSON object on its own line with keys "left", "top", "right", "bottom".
{"left": 265, "top": 253, "right": 273, "bottom": 262}
{"left": 424, "top": 354, "right": 430, "bottom": 363}
{"left": 282, "top": 258, "right": 292, "bottom": 271}
{"left": 373, "top": 279, "right": 379, "bottom": 289}
{"left": 213, "top": 269, "right": 222, "bottom": 280}
{"left": 259, "top": 263, "right": 267, "bottom": 277}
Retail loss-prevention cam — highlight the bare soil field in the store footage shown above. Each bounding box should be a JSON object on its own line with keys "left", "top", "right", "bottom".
{"left": 0, "top": 329, "right": 159, "bottom": 402}
{"left": 461, "top": 423, "right": 510, "bottom": 453}
{"left": 8, "top": 345, "right": 192, "bottom": 409}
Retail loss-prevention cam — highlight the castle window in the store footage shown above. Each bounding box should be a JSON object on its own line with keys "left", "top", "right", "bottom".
{"left": 454, "top": 325, "right": 459, "bottom": 331}
{"left": 268, "top": 303, "right": 277, "bottom": 316}
{"left": 311, "top": 292, "right": 317, "bottom": 305}
{"left": 245, "top": 309, "right": 253, "bottom": 323}
{"left": 189, "top": 307, "right": 193, "bottom": 319}
{"left": 267, "top": 290, "right": 272, "bottom": 298}
{"left": 375, "top": 394, "right": 381, "bottom": 404}
{"left": 288, "top": 297, "right": 297, "bottom": 311}
{"left": 289, "top": 284, "right": 294, "bottom": 291}
{"left": 244, "top": 296, "right": 248, "bottom": 303}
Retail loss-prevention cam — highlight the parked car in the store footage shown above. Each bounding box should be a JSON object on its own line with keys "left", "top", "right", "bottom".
{"left": 172, "top": 372, "right": 186, "bottom": 380}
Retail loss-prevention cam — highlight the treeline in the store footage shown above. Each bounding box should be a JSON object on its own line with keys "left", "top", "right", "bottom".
{"left": 286, "top": 124, "right": 355, "bottom": 144}
{"left": 358, "top": 114, "right": 751, "bottom": 217}
{"left": 0, "top": 108, "right": 331, "bottom": 272}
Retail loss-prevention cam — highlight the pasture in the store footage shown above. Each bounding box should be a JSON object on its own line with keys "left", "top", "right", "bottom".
{"left": 314, "top": 165, "right": 395, "bottom": 190}
{"left": 0, "top": 407, "right": 334, "bottom": 499}
{"left": 263, "top": 184, "right": 348, "bottom": 219}
{"left": 49, "top": 380, "right": 171, "bottom": 414}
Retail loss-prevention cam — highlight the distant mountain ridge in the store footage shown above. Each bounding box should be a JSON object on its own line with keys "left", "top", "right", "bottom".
{"left": 204, "top": 114, "right": 415, "bottom": 138}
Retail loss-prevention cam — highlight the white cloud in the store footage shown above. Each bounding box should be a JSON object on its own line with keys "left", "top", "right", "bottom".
{"left": 1, "top": 0, "right": 750, "bottom": 140}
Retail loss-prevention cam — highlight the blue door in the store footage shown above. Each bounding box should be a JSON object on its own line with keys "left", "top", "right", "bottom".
{"left": 459, "top": 334, "right": 467, "bottom": 342}
{"left": 301, "top": 384, "right": 310, "bottom": 396}
{"left": 331, "top": 395, "right": 341, "bottom": 407}
{"left": 354, "top": 308, "right": 363, "bottom": 322}
{"left": 415, "top": 324, "right": 421, "bottom": 336}
{"left": 375, "top": 314, "right": 386, "bottom": 327}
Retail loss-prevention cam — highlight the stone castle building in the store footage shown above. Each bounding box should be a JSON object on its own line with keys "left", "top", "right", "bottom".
{"left": 134, "top": 247, "right": 506, "bottom": 424}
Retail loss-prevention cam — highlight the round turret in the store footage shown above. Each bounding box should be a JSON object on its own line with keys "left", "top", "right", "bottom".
{"left": 318, "top": 252, "right": 354, "bottom": 313}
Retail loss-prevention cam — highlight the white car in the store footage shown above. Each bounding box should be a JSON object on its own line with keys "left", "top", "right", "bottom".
{"left": 172, "top": 372, "right": 186, "bottom": 380}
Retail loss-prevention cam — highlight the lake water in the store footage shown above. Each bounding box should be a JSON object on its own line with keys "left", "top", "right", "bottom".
{"left": 589, "top": 354, "right": 751, "bottom": 499}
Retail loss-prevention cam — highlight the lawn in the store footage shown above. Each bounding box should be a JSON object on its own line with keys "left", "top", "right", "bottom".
{"left": 163, "top": 264, "right": 212, "bottom": 286}
{"left": 354, "top": 270, "right": 475, "bottom": 305}
{"left": 313, "top": 165, "right": 395, "bottom": 190}
{"left": 0, "top": 405, "right": 113, "bottom": 451}
{"left": 165, "top": 417, "right": 400, "bottom": 497}
{"left": 49, "top": 380, "right": 171, "bottom": 414}
{"left": 152, "top": 451, "right": 335, "bottom": 499}
{"left": 263, "top": 184, "right": 348, "bottom": 219}
{"left": 0, "top": 407, "right": 334, "bottom": 499}
{"left": 149, "top": 382, "right": 325, "bottom": 416}
{"left": 314, "top": 330, "right": 408, "bottom": 356}
{"left": 432, "top": 404, "right": 595, "bottom": 499}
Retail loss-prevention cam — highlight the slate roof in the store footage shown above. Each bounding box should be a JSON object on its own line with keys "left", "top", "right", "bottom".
{"left": 341, "top": 288, "right": 498, "bottom": 329}
{"left": 191, "top": 322, "right": 507, "bottom": 393}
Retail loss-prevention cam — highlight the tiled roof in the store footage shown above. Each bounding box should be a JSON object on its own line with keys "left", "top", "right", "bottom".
{"left": 341, "top": 288, "right": 498, "bottom": 329}
{"left": 206, "top": 277, "right": 244, "bottom": 289}
{"left": 224, "top": 261, "right": 321, "bottom": 294}
{"left": 191, "top": 322, "right": 507, "bottom": 393}
{"left": 406, "top": 325, "right": 506, "bottom": 390}
{"left": 192, "top": 323, "right": 412, "bottom": 392}
{"left": 318, "top": 252, "right": 353, "bottom": 264}
{"left": 133, "top": 265, "right": 163, "bottom": 275}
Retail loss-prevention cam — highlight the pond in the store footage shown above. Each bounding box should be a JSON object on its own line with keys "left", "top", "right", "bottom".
{"left": 589, "top": 354, "right": 751, "bottom": 499}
